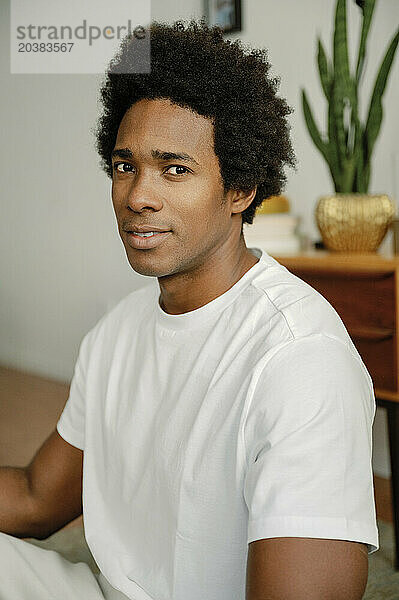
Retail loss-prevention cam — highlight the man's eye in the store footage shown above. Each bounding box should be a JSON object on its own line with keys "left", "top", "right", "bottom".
{"left": 113, "top": 162, "right": 134, "bottom": 173}
{"left": 165, "top": 165, "right": 190, "bottom": 176}
{"left": 112, "top": 163, "right": 190, "bottom": 176}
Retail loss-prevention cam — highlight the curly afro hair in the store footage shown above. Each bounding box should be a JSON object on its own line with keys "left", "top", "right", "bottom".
{"left": 95, "top": 18, "right": 297, "bottom": 225}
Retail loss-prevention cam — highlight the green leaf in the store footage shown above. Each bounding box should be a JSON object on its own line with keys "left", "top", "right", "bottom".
{"left": 364, "top": 28, "right": 399, "bottom": 162}
{"left": 327, "top": 86, "right": 342, "bottom": 189}
{"left": 344, "top": 74, "right": 364, "bottom": 192}
{"left": 363, "top": 162, "right": 371, "bottom": 191}
{"left": 333, "top": 0, "right": 351, "bottom": 95}
{"left": 333, "top": 0, "right": 353, "bottom": 167}
{"left": 355, "top": 0, "right": 376, "bottom": 84}
{"left": 340, "top": 155, "right": 357, "bottom": 192}
{"left": 332, "top": 78, "right": 348, "bottom": 171}
{"left": 301, "top": 89, "right": 330, "bottom": 164}
{"left": 317, "top": 38, "right": 331, "bottom": 99}
{"left": 352, "top": 104, "right": 366, "bottom": 191}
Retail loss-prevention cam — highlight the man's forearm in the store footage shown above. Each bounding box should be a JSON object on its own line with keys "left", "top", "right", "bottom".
{"left": 0, "top": 466, "right": 44, "bottom": 539}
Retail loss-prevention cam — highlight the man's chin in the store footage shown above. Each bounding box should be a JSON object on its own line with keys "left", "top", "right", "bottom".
{"left": 128, "top": 262, "right": 163, "bottom": 278}
{"left": 126, "top": 253, "right": 173, "bottom": 278}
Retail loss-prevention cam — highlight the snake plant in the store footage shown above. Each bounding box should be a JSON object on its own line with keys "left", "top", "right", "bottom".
{"left": 301, "top": 0, "right": 398, "bottom": 193}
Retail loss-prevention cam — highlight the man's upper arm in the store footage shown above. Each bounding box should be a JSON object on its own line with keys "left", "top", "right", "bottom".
{"left": 246, "top": 537, "right": 368, "bottom": 600}
{"left": 243, "top": 335, "right": 379, "bottom": 559}
{"left": 26, "top": 428, "right": 83, "bottom": 538}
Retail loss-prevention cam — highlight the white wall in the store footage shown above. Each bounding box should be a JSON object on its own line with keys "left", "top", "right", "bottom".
{"left": 1, "top": 0, "right": 397, "bottom": 477}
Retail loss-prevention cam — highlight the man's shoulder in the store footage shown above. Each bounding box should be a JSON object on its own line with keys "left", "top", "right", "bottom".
{"left": 83, "top": 282, "right": 157, "bottom": 347}
{"left": 112, "top": 282, "right": 157, "bottom": 313}
{"left": 252, "top": 257, "right": 350, "bottom": 342}
{"left": 249, "top": 257, "right": 373, "bottom": 391}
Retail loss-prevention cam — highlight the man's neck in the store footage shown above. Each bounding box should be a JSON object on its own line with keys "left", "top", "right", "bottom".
{"left": 158, "top": 242, "right": 259, "bottom": 315}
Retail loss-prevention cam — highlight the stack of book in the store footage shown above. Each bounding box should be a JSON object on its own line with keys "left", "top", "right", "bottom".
{"left": 243, "top": 212, "right": 301, "bottom": 255}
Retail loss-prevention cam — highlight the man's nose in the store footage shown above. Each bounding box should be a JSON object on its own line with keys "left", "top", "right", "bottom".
{"left": 125, "top": 172, "right": 163, "bottom": 212}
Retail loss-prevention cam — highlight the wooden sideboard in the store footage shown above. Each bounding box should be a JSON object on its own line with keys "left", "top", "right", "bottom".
{"left": 272, "top": 250, "right": 399, "bottom": 569}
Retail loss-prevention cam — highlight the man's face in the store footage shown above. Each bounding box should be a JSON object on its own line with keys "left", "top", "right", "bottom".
{"left": 111, "top": 98, "right": 237, "bottom": 278}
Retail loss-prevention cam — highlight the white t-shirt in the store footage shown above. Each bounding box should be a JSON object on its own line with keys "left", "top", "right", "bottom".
{"left": 56, "top": 247, "right": 379, "bottom": 600}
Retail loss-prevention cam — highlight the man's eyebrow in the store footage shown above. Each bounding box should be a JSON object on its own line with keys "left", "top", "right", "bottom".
{"left": 111, "top": 147, "right": 199, "bottom": 166}
{"left": 151, "top": 149, "right": 199, "bottom": 166}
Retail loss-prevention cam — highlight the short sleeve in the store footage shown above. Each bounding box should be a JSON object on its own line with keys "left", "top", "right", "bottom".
{"left": 56, "top": 330, "right": 92, "bottom": 451}
{"left": 243, "top": 333, "right": 379, "bottom": 555}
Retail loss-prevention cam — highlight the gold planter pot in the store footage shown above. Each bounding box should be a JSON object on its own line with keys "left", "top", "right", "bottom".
{"left": 315, "top": 193, "right": 396, "bottom": 253}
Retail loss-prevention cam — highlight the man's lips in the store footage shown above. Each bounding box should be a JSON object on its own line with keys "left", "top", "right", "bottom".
{"left": 125, "top": 230, "right": 172, "bottom": 250}
{"left": 123, "top": 224, "right": 172, "bottom": 233}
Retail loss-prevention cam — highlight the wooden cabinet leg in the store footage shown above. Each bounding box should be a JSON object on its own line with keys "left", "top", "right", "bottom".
{"left": 386, "top": 402, "right": 399, "bottom": 570}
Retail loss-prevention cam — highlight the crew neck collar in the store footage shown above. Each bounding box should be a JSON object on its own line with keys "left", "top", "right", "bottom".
{"left": 155, "top": 247, "right": 267, "bottom": 331}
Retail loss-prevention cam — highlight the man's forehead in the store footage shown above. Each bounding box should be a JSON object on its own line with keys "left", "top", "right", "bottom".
{"left": 116, "top": 98, "right": 215, "bottom": 156}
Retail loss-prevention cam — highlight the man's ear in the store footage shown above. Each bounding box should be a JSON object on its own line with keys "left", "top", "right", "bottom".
{"left": 228, "top": 186, "right": 258, "bottom": 215}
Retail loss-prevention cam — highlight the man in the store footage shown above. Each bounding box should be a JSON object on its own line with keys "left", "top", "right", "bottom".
{"left": 0, "top": 19, "right": 378, "bottom": 600}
